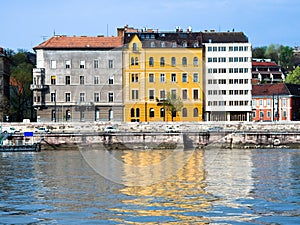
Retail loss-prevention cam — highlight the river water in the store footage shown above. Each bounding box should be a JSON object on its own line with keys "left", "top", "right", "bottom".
{"left": 0, "top": 148, "right": 299, "bottom": 224}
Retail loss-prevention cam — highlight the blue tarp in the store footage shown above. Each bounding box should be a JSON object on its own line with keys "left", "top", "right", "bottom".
{"left": 24, "top": 132, "right": 34, "bottom": 137}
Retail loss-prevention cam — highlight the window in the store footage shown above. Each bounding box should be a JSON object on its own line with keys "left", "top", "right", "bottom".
{"left": 182, "top": 73, "right": 188, "bottom": 82}
{"left": 160, "top": 90, "right": 166, "bottom": 100}
{"left": 133, "top": 43, "right": 138, "bottom": 51}
{"left": 182, "top": 108, "right": 187, "bottom": 117}
{"left": 94, "top": 93, "right": 100, "bottom": 102}
{"left": 213, "top": 57, "right": 218, "bottom": 62}
{"left": 80, "top": 60, "right": 85, "bottom": 69}
{"left": 65, "top": 93, "right": 71, "bottom": 102}
{"left": 150, "top": 42, "right": 155, "bottom": 48}
{"left": 149, "top": 108, "right": 155, "bottom": 117}
{"left": 94, "top": 60, "right": 99, "bottom": 69}
{"left": 182, "top": 57, "right": 187, "bottom": 66}
{"left": 208, "top": 46, "right": 212, "bottom": 51}
{"left": 161, "top": 42, "right": 166, "bottom": 47}
{"left": 171, "top": 89, "right": 177, "bottom": 99}
{"left": 182, "top": 89, "right": 187, "bottom": 100}
{"left": 234, "top": 46, "right": 238, "bottom": 51}
{"left": 267, "top": 111, "right": 271, "bottom": 118}
{"left": 208, "top": 58, "right": 212, "bottom": 63}
{"left": 172, "top": 41, "right": 177, "bottom": 47}
{"left": 108, "top": 92, "right": 114, "bottom": 102}
{"left": 66, "top": 60, "right": 71, "bottom": 69}
{"left": 160, "top": 73, "right": 165, "bottom": 83}
{"left": 244, "top": 46, "right": 249, "bottom": 51}
{"left": 50, "top": 60, "right": 56, "bottom": 69}
{"left": 193, "top": 89, "right": 199, "bottom": 100}
{"left": 160, "top": 108, "right": 165, "bottom": 118}
{"left": 229, "top": 57, "right": 233, "bottom": 62}
{"left": 160, "top": 57, "right": 165, "bottom": 66}
{"left": 80, "top": 111, "right": 85, "bottom": 121}
{"left": 229, "top": 46, "right": 233, "bottom": 51}
{"left": 94, "top": 76, "right": 99, "bottom": 85}
{"left": 213, "top": 47, "right": 217, "bottom": 52}
{"left": 131, "top": 73, "right": 138, "bottom": 82}
{"left": 149, "top": 57, "right": 154, "bottom": 67}
{"left": 51, "top": 93, "right": 56, "bottom": 102}
{"left": 193, "top": 108, "right": 198, "bottom": 117}
{"left": 131, "top": 57, "right": 134, "bottom": 66}
{"left": 65, "top": 76, "right": 70, "bottom": 85}
{"left": 136, "top": 108, "right": 140, "bottom": 118}
{"left": 109, "top": 76, "right": 114, "bottom": 84}
{"left": 193, "top": 57, "right": 198, "bottom": 66}
{"left": 193, "top": 73, "right": 199, "bottom": 82}
{"left": 149, "top": 73, "right": 154, "bottom": 82}
{"left": 51, "top": 76, "right": 56, "bottom": 85}
{"left": 80, "top": 76, "right": 84, "bottom": 85}
{"left": 149, "top": 90, "right": 155, "bottom": 100}
{"left": 80, "top": 93, "right": 85, "bottom": 102}
{"left": 132, "top": 90, "right": 139, "bottom": 100}
{"left": 131, "top": 108, "right": 135, "bottom": 117}
{"left": 182, "top": 41, "right": 187, "bottom": 47}
{"left": 108, "top": 60, "right": 113, "bottom": 69}
{"left": 171, "top": 73, "right": 176, "bottom": 82}
{"left": 171, "top": 57, "right": 176, "bottom": 66}
{"left": 135, "top": 57, "right": 139, "bottom": 65}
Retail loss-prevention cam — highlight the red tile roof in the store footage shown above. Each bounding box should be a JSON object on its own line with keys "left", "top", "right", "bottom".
{"left": 34, "top": 36, "right": 123, "bottom": 49}
{"left": 252, "top": 83, "right": 300, "bottom": 96}
{"left": 252, "top": 61, "right": 278, "bottom": 67}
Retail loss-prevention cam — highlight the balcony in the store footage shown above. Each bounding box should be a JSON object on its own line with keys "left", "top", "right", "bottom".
{"left": 30, "top": 84, "right": 49, "bottom": 91}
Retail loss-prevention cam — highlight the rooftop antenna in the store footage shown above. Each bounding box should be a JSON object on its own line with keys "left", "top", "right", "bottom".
{"left": 53, "top": 29, "right": 56, "bottom": 36}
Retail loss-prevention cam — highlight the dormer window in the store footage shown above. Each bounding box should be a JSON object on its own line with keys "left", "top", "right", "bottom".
{"left": 172, "top": 41, "right": 177, "bottom": 47}
{"left": 133, "top": 43, "right": 138, "bottom": 51}
{"left": 193, "top": 42, "right": 199, "bottom": 48}
{"left": 161, "top": 42, "right": 165, "bottom": 47}
{"left": 150, "top": 42, "right": 155, "bottom": 48}
{"left": 182, "top": 41, "right": 187, "bottom": 47}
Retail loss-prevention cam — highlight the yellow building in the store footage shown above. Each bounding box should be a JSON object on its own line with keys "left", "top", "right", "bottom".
{"left": 122, "top": 27, "right": 203, "bottom": 122}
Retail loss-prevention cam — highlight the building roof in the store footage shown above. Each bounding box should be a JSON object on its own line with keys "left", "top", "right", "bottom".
{"left": 34, "top": 36, "right": 123, "bottom": 50}
{"left": 202, "top": 31, "right": 248, "bottom": 43}
{"left": 252, "top": 61, "right": 279, "bottom": 67}
{"left": 252, "top": 83, "right": 300, "bottom": 96}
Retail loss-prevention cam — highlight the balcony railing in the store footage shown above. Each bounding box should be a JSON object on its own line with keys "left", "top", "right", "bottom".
{"left": 30, "top": 84, "right": 49, "bottom": 90}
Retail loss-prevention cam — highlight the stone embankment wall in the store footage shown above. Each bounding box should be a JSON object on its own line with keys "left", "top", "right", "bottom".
{"left": 5, "top": 121, "right": 300, "bottom": 149}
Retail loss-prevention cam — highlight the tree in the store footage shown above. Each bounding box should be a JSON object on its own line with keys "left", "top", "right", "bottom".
{"left": 252, "top": 46, "right": 267, "bottom": 59}
{"left": 278, "top": 46, "right": 294, "bottom": 69}
{"left": 285, "top": 66, "right": 300, "bottom": 84}
{"left": 157, "top": 92, "right": 183, "bottom": 122}
{"left": 6, "top": 49, "right": 35, "bottom": 122}
{"left": 264, "top": 44, "right": 280, "bottom": 62}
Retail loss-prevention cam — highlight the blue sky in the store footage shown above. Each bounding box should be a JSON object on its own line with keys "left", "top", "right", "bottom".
{"left": 1, "top": 0, "right": 299, "bottom": 52}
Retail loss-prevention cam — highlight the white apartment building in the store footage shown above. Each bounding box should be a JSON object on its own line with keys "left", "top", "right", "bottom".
{"left": 31, "top": 36, "right": 124, "bottom": 122}
{"left": 203, "top": 32, "right": 252, "bottom": 121}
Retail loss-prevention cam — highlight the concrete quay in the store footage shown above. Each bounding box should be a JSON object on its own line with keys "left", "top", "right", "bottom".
{"left": 5, "top": 121, "right": 300, "bottom": 150}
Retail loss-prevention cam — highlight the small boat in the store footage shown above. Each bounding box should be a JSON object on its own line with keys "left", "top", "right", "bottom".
{"left": 0, "top": 132, "right": 41, "bottom": 152}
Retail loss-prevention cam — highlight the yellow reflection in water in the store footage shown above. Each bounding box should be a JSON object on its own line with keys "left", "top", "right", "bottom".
{"left": 112, "top": 149, "right": 212, "bottom": 224}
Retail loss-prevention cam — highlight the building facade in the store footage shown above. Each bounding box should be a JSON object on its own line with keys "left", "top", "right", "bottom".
{"left": 203, "top": 32, "right": 252, "bottom": 121}
{"left": 121, "top": 26, "right": 203, "bottom": 122}
{"left": 0, "top": 47, "right": 10, "bottom": 122}
{"left": 31, "top": 36, "right": 124, "bottom": 122}
{"left": 252, "top": 59, "right": 285, "bottom": 84}
{"left": 252, "top": 83, "right": 300, "bottom": 121}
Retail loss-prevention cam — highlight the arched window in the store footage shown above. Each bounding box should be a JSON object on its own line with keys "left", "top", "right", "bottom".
{"left": 160, "top": 108, "right": 165, "bottom": 118}
{"left": 149, "top": 57, "right": 154, "bottom": 67}
{"left": 131, "top": 57, "right": 134, "bottom": 66}
{"left": 149, "top": 108, "right": 154, "bottom": 117}
{"left": 131, "top": 108, "right": 135, "bottom": 117}
{"left": 160, "top": 57, "right": 165, "bottom": 66}
{"left": 182, "top": 57, "right": 187, "bottom": 66}
{"left": 135, "top": 57, "right": 139, "bottom": 65}
{"left": 182, "top": 108, "right": 187, "bottom": 117}
{"left": 193, "top": 108, "right": 198, "bottom": 117}
{"left": 133, "top": 43, "right": 138, "bottom": 51}
{"left": 136, "top": 108, "right": 140, "bottom": 117}
{"left": 193, "top": 57, "right": 198, "bottom": 66}
{"left": 171, "top": 57, "right": 176, "bottom": 66}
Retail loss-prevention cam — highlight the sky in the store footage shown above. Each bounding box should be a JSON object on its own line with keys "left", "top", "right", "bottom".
{"left": 1, "top": 0, "right": 300, "bottom": 52}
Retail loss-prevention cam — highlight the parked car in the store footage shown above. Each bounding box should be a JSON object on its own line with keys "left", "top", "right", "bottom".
{"left": 104, "top": 126, "right": 119, "bottom": 133}
{"left": 35, "top": 127, "right": 50, "bottom": 133}
{"left": 2, "top": 126, "right": 19, "bottom": 134}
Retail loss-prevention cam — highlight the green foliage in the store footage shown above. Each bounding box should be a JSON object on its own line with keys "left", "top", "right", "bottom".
{"left": 285, "top": 66, "right": 300, "bottom": 84}
{"left": 278, "top": 46, "right": 294, "bottom": 69}
{"left": 5, "top": 48, "right": 35, "bottom": 122}
{"left": 164, "top": 92, "right": 183, "bottom": 121}
{"left": 252, "top": 46, "right": 267, "bottom": 58}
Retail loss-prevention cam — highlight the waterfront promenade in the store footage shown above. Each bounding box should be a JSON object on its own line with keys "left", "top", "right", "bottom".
{"left": 4, "top": 121, "right": 300, "bottom": 150}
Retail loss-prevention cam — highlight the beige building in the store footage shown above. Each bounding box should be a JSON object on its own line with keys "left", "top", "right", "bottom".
{"left": 31, "top": 36, "right": 124, "bottom": 122}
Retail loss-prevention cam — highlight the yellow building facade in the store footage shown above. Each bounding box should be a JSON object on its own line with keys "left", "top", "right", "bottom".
{"left": 123, "top": 32, "right": 203, "bottom": 122}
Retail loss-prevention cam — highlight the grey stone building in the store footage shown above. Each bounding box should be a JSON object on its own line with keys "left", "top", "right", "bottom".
{"left": 0, "top": 47, "right": 10, "bottom": 122}
{"left": 31, "top": 36, "right": 124, "bottom": 122}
